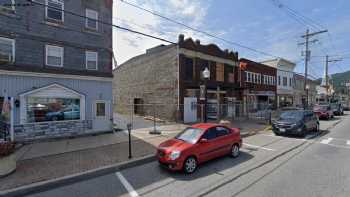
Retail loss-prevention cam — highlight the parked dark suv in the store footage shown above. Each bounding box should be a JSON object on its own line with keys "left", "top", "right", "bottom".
{"left": 272, "top": 110, "right": 319, "bottom": 137}
{"left": 330, "top": 103, "right": 344, "bottom": 116}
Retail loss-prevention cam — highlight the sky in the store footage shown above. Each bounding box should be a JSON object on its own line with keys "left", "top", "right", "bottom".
{"left": 113, "top": 0, "right": 350, "bottom": 79}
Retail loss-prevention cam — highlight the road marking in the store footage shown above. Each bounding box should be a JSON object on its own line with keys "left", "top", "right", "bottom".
{"left": 243, "top": 143, "right": 275, "bottom": 151}
{"left": 320, "top": 138, "right": 333, "bottom": 145}
{"left": 116, "top": 172, "right": 139, "bottom": 197}
{"left": 347, "top": 140, "right": 350, "bottom": 146}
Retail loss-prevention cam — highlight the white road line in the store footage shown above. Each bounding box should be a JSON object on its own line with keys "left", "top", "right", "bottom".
{"left": 243, "top": 143, "right": 276, "bottom": 151}
{"left": 116, "top": 172, "right": 139, "bottom": 197}
{"left": 347, "top": 140, "right": 350, "bottom": 146}
{"left": 320, "top": 138, "right": 333, "bottom": 145}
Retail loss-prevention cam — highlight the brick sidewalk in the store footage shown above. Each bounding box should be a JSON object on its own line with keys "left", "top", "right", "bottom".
{"left": 0, "top": 122, "right": 265, "bottom": 191}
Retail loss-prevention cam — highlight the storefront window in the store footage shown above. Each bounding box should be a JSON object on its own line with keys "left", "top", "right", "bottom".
{"left": 26, "top": 97, "right": 80, "bottom": 122}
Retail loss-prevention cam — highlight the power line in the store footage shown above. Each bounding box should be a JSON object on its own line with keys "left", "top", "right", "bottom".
{"left": 28, "top": 0, "right": 175, "bottom": 44}
{"left": 118, "top": 0, "right": 283, "bottom": 59}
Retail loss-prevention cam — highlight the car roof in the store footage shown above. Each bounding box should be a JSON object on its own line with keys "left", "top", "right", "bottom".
{"left": 191, "top": 123, "right": 220, "bottom": 130}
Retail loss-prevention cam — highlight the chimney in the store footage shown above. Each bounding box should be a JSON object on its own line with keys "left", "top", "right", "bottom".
{"left": 195, "top": 39, "right": 201, "bottom": 45}
{"left": 178, "top": 34, "right": 184, "bottom": 43}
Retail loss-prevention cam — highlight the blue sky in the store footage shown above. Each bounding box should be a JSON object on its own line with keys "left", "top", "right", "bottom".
{"left": 113, "top": 0, "right": 350, "bottom": 78}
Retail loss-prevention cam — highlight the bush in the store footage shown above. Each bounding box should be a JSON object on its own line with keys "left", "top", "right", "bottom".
{"left": 0, "top": 142, "right": 15, "bottom": 158}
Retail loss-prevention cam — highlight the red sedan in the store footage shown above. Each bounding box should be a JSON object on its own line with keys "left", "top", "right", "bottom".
{"left": 157, "top": 123, "right": 242, "bottom": 173}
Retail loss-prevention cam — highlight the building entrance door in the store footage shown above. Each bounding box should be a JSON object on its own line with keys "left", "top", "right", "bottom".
{"left": 184, "top": 97, "right": 197, "bottom": 123}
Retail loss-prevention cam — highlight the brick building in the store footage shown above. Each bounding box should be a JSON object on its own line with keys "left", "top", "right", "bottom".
{"left": 239, "top": 58, "right": 277, "bottom": 111}
{"left": 113, "top": 35, "right": 240, "bottom": 123}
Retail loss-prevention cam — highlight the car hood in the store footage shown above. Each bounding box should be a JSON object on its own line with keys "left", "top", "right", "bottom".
{"left": 275, "top": 118, "right": 299, "bottom": 125}
{"left": 158, "top": 138, "right": 192, "bottom": 153}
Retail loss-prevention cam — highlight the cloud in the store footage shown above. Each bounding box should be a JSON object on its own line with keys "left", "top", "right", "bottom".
{"left": 113, "top": 0, "right": 213, "bottom": 65}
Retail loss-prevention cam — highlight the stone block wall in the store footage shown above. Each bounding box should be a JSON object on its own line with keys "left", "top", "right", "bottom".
{"left": 113, "top": 45, "right": 179, "bottom": 121}
{"left": 14, "top": 120, "right": 93, "bottom": 142}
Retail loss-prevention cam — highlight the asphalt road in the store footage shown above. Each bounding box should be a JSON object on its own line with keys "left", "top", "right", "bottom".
{"left": 26, "top": 113, "right": 349, "bottom": 197}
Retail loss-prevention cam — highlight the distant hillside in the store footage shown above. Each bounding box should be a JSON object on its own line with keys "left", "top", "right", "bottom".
{"left": 317, "top": 70, "right": 350, "bottom": 94}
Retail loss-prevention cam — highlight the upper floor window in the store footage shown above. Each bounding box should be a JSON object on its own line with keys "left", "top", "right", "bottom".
{"left": 290, "top": 78, "right": 293, "bottom": 87}
{"left": 184, "top": 57, "right": 193, "bottom": 81}
{"left": 85, "top": 9, "right": 98, "bottom": 30}
{"left": 46, "top": 45, "right": 63, "bottom": 67}
{"left": 86, "top": 51, "right": 98, "bottom": 70}
{"left": 216, "top": 63, "right": 224, "bottom": 82}
{"left": 283, "top": 77, "right": 288, "bottom": 86}
{"left": 0, "top": 37, "right": 15, "bottom": 63}
{"left": 46, "top": 0, "right": 64, "bottom": 22}
{"left": 0, "top": 0, "right": 15, "bottom": 12}
{"left": 278, "top": 76, "right": 281, "bottom": 86}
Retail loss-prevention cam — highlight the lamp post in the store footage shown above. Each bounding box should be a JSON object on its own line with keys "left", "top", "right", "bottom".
{"left": 305, "top": 84, "right": 310, "bottom": 109}
{"left": 202, "top": 67, "right": 210, "bottom": 123}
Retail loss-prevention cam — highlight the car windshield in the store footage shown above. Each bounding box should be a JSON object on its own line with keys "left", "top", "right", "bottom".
{"left": 279, "top": 111, "right": 304, "bottom": 120}
{"left": 175, "top": 127, "right": 204, "bottom": 144}
{"left": 314, "top": 105, "right": 328, "bottom": 111}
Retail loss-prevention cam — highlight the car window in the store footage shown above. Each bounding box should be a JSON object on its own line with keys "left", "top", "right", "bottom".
{"left": 202, "top": 128, "right": 217, "bottom": 140}
{"left": 216, "top": 127, "right": 230, "bottom": 137}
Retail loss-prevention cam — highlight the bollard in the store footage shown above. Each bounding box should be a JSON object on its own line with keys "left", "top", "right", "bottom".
{"left": 127, "top": 123, "right": 132, "bottom": 159}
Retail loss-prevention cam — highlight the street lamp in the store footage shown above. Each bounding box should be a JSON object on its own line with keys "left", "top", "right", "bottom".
{"left": 305, "top": 84, "right": 310, "bottom": 109}
{"left": 202, "top": 67, "right": 210, "bottom": 122}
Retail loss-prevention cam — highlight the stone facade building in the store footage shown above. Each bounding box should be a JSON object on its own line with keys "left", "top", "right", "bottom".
{"left": 113, "top": 35, "right": 240, "bottom": 123}
{"left": 239, "top": 58, "right": 277, "bottom": 111}
{"left": 0, "top": 0, "right": 113, "bottom": 141}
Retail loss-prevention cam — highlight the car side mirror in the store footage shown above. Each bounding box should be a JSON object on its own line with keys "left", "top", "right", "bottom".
{"left": 199, "top": 138, "right": 208, "bottom": 143}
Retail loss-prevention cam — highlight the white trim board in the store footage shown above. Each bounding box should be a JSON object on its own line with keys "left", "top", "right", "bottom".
{"left": 0, "top": 70, "right": 112, "bottom": 82}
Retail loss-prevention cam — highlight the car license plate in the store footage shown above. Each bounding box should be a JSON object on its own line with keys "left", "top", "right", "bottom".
{"left": 279, "top": 128, "right": 286, "bottom": 132}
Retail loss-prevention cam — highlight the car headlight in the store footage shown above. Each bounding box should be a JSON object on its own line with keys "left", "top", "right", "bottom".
{"left": 169, "top": 151, "right": 181, "bottom": 160}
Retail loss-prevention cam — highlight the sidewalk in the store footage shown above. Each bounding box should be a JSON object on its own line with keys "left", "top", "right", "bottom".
{"left": 0, "top": 121, "right": 266, "bottom": 191}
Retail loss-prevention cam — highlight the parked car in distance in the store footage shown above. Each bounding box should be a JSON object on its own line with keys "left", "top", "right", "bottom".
{"left": 330, "top": 103, "right": 344, "bottom": 116}
{"left": 157, "top": 123, "right": 242, "bottom": 174}
{"left": 272, "top": 110, "right": 319, "bottom": 137}
{"left": 313, "top": 104, "right": 334, "bottom": 120}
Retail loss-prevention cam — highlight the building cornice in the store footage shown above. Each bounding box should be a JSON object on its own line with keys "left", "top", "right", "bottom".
{"left": 179, "top": 48, "right": 238, "bottom": 66}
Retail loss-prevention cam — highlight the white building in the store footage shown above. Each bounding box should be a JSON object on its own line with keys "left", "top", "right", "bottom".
{"left": 261, "top": 58, "right": 296, "bottom": 108}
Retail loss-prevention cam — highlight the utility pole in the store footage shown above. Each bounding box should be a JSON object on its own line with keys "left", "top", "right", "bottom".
{"left": 325, "top": 56, "right": 342, "bottom": 102}
{"left": 300, "top": 29, "right": 328, "bottom": 89}
{"left": 299, "top": 29, "right": 328, "bottom": 107}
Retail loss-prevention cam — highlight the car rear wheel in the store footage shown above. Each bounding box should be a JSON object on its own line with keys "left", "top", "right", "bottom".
{"left": 230, "top": 144, "right": 240, "bottom": 158}
{"left": 314, "top": 123, "right": 320, "bottom": 132}
{"left": 183, "top": 157, "right": 197, "bottom": 174}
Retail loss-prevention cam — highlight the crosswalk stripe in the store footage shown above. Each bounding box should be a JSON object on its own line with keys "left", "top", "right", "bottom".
{"left": 320, "top": 138, "right": 333, "bottom": 145}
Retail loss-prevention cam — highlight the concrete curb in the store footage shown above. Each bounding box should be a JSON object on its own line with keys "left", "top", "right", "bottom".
{"left": 0, "top": 155, "right": 156, "bottom": 197}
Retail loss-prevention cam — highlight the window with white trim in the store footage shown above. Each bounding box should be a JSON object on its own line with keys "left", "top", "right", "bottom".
{"left": 0, "top": 37, "right": 15, "bottom": 63}
{"left": 85, "top": 51, "right": 98, "bottom": 70}
{"left": 0, "top": 0, "right": 15, "bottom": 11}
{"left": 96, "top": 102, "right": 106, "bottom": 117}
{"left": 46, "top": 45, "right": 63, "bottom": 67}
{"left": 85, "top": 9, "right": 98, "bottom": 30}
{"left": 46, "top": 0, "right": 64, "bottom": 22}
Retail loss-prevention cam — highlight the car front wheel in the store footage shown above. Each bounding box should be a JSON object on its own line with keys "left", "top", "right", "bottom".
{"left": 183, "top": 157, "right": 197, "bottom": 174}
{"left": 230, "top": 144, "right": 240, "bottom": 158}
